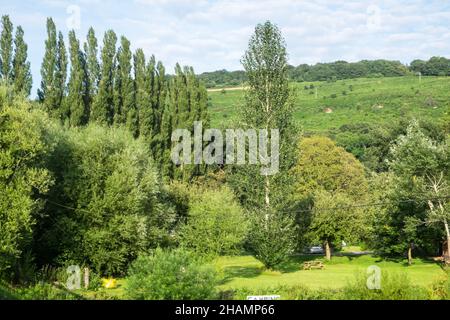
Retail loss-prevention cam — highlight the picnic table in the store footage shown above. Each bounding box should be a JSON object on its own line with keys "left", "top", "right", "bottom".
{"left": 303, "top": 260, "right": 325, "bottom": 270}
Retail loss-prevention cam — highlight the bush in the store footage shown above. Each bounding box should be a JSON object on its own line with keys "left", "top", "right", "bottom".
{"left": 0, "top": 282, "right": 17, "bottom": 300}
{"left": 180, "top": 186, "right": 248, "bottom": 258}
{"left": 13, "top": 283, "right": 83, "bottom": 300}
{"left": 126, "top": 248, "right": 218, "bottom": 300}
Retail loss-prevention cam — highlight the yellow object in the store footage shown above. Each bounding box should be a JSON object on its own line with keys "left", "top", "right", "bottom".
{"left": 101, "top": 278, "right": 117, "bottom": 289}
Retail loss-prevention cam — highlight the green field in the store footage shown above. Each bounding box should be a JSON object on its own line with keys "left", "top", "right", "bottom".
{"left": 208, "top": 76, "right": 450, "bottom": 132}
{"left": 215, "top": 255, "right": 445, "bottom": 291}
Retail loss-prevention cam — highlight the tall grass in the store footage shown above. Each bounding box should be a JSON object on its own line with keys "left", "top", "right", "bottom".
{"left": 221, "top": 271, "right": 449, "bottom": 300}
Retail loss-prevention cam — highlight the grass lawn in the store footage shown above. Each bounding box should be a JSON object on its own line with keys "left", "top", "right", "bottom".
{"left": 214, "top": 254, "right": 447, "bottom": 291}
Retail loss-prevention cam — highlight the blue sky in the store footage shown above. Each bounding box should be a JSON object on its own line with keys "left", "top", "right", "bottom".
{"left": 2, "top": 0, "right": 450, "bottom": 96}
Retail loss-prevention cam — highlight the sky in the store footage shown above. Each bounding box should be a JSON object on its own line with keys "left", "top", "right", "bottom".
{"left": 2, "top": 0, "right": 450, "bottom": 96}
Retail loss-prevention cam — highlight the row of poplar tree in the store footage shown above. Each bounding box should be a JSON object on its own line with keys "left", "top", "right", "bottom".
{"left": 0, "top": 15, "right": 209, "bottom": 180}
{"left": 0, "top": 15, "right": 32, "bottom": 96}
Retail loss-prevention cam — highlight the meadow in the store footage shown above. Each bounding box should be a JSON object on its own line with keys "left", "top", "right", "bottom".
{"left": 215, "top": 254, "right": 445, "bottom": 291}
{"left": 208, "top": 76, "right": 450, "bottom": 132}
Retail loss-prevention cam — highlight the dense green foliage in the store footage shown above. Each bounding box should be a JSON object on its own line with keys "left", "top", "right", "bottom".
{"left": 180, "top": 186, "right": 248, "bottom": 258}
{"left": 199, "top": 69, "right": 247, "bottom": 88}
{"left": 370, "top": 121, "right": 449, "bottom": 258}
{"left": 126, "top": 248, "right": 218, "bottom": 300}
{"left": 34, "top": 124, "right": 176, "bottom": 275}
{"left": 162, "top": 64, "right": 209, "bottom": 180}
{"left": 248, "top": 209, "right": 297, "bottom": 269}
{"left": 293, "top": 136, "right": 367, "bottom": 199}
{"left": 0, "top": 91, "right": 54, "bottom": 280}
{"left": 292, "top": 136, "right": 368, "bottom": 257}
{"left": 410, "top": 57, "right": 450, "bottom": 76}
{"left": 289, "top": 59, "right": 410, "bottom": 82}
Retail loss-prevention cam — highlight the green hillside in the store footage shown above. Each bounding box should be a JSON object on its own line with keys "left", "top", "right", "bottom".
{"left": 208, "top": 76, "right": 450, "bottom": 133}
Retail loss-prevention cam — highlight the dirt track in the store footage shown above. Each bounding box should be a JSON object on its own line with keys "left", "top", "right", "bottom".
{"left": 207, "top": 86, "right": 246, "bottom": 92}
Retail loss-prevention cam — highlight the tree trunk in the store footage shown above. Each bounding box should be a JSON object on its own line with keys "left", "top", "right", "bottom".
{"left": 325, "top": 240, "right": 331, "bottom": 261}
{"left": 444, "top": 220, "right": 450, "bottom": 263}
{"left": 84, "top": 268, "right": 89, "bottom": 289}
{"left": 407, "top": 244, "right": 413, "bottom": 266}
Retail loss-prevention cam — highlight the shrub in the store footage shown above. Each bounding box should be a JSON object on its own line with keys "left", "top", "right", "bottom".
{"left": 14, "top": 283, "right": 83, "bottom": 300}
{"left": 126, "top": 248, "right": 218, "bottom": 300}
{"left": 180, "top": 186, "right": 248, "bottom": 258}
{"left": 0, "top": 282, "right": 18, "bottom": 300}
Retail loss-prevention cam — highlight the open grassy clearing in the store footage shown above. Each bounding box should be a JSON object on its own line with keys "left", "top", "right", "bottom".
{"left": 208, "top": 76, "right": 450, "bottom": 132}
{"left": 215, "top": 254, "right": 446, "bottom": 291}
{"left": 71, "top": 254, "right": 447, "bottom": 299}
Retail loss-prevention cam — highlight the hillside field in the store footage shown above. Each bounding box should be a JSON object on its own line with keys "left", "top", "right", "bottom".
{"left": 207, "top": 76, "right": 450, "bottom": 132}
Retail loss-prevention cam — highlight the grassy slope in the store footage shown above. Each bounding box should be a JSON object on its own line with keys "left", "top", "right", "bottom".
{"left": 215, "top": 254, "right": 446, "bottom": 290}
{"left": 208, "top": 76, "right": 450, "bottom": 133}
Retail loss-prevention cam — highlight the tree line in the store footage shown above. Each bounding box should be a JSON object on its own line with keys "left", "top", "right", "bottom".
{"left": 0, "top": 15, "right": 209, "bottom": 181}
{"left": 0, "top": 15, "right": 32, "bottom": 96}
{"left": 200, "top": 57, "right": 450, "bottom": 88}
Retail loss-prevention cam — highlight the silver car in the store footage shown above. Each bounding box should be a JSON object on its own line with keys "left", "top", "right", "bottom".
{"left": 309, "top": 246, "right": 324, "bottom": 254}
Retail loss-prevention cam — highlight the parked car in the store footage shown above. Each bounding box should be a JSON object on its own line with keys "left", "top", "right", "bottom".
{"left": 309, "top": 246, "right": 324, "bottom": 254}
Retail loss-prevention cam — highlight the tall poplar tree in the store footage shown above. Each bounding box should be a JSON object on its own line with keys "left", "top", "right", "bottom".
{"left": 0, "top": 15, "right": 13, "bottom": 82}
{"left": 67, "top": 30, "right": 88, "bottom": 126}
{"left": 153, "top": 60, "right": 167, "bottom": 137}
{"left": 84, "top": 27, "right": 100, "bottom": 109}
{"left": 55, "top": 32, "right": 68, "bottom": 117}
{"left": 91, "top": 30, "right": 116, "bottom": 124}
{"left": 38, "top": 19, "right": 67, "bottom": 118}
{"left": 38, "top": 18, "right": 58, "bottom": 114}
{"left": 150, "top": 60, "right": 168, "bottom": 166}
{"left": 134, "top": 48, "right": 150, "bottom": 138}
{"left": 12, "top": 26, "right": 32, "bottom": 96}
{"left": 114, "top": 36, "right": 136, "bottom": 135}
{"left": 229, "top": 21, "right": 299, "bottom": 269}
